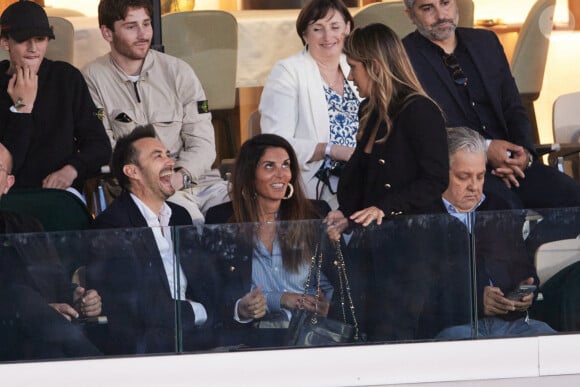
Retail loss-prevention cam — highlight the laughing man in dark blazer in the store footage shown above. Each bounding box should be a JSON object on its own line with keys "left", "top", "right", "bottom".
{"left": 401, "top": 0, "right": 580, "bottom": 209}
{"left": 88, "top": 125, "right": 218, "bottom": 355}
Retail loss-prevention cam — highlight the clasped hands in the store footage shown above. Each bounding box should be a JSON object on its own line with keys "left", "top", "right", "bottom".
{"left": 49, "top": 286, "right": 102, "bottom": 322}
{"left": 282, "top": 290, "right": 329, "bottom": 317}
{"left": 238, "top": 286, "right": 267, "bottom": 320}
{"left": 488, "top": 139, "right": 532, "bottom": 189}
{"left": 483, "top": 277, "right": 535, "bottom": 317}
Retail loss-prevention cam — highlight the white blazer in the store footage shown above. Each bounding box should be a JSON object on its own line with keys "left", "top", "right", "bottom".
{"left": 259, "top": 49, "right": 360, "bottom": 200}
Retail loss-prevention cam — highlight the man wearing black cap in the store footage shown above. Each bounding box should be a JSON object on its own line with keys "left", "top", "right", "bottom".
{"left": 0, "top": 1, "right": 111, "bottom": 194}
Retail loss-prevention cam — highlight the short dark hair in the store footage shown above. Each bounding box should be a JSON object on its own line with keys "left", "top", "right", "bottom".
{"left": 98, "top": 0, "right": 153, "bottom": 31}
{"left": 111, "top": 124, "right": 156, "bottom": 190}
{"left": 296, "top": 0, "right": 354, "bottom": 45}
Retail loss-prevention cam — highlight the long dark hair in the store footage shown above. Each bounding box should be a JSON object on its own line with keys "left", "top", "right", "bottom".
{"left": 229, "top": 134, "right": 320, "bottom": 272}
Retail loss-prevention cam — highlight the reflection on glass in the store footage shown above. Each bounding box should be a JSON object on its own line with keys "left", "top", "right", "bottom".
{"left": 0, "top": 208, "right": 578, "bottom": 363}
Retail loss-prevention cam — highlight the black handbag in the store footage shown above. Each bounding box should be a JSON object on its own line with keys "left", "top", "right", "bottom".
{"left": 287, "top": 239, "right": 359, "bottom": 346}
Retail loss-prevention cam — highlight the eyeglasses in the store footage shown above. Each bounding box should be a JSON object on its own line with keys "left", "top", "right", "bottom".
{"left": 442, "top": 53, "right": 468, "bottom": 86}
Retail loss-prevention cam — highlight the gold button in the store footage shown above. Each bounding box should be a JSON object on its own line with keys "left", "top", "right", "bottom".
{"left": 229, "top": 266, "right": 236, "bottom": 272}
{"left": 384, "top": 183, "right": 391, "bottom": 189}
{"left": 378, "top": 159, "right": 385, "bottom": 165}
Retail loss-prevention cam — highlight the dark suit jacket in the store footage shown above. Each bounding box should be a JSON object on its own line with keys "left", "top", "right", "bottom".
{"left": 402, "top": 28, "right": 534, "bottom": 154}
{"left": 428, "top": 195, "right": 538, "bottom": 321}
{"left": 0, "top": 210, "right": 101, "bottom": 360}
{"left": 88, "top": 190, "right": 218, "bottom": 354}
{"left": 205, "top": 200, "right": 344, "bottom": 346}
{"left": 338, "top": 96, "right": 449, "bottom": 218}
{"left": 0, "top": 211, "right": 69, "bottom": 303}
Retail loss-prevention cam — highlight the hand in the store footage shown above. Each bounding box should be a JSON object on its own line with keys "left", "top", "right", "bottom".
{"left": 491, "top": 166, "right": 518, "bottom": 189}
{"left": 483, "top": 286, "right": 517, "bottom": 316}
{"left": 329, "top": 144, "right": 355, "bottom": 162}
{"left": 324, "top": 210, "right": 349, "bottom": 241}
{"left": 512, "top": 277, "right": 535, "bottom": 311}
{"left": 487, "top": 140, "right": 527, "bottom": 187}
{"left": 350, "top": 206, "right": 385, "bottom": 227}
{"left": 7, "top": 66, "right": 37, "bottom": 113}
{"left": 49, "top": 303, "right": 79, "bottom": 321}
{"left": 42, "top": 165, "right": 78, "bottom": 189}
{"left": 73, "top": 287, "right": 102, "bottom": 317}
{"left": 237, "top": 286, "right": 267, "bottom": 320}
{"left": 281, "top": 290, "right": 329, "bottom": 317}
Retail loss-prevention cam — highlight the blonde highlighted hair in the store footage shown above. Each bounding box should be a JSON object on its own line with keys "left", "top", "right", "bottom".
{"left": 343, "top": 23, "right": 430, "bottom": 142}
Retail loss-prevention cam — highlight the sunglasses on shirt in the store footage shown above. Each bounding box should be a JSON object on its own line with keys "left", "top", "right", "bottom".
{"left": 442, "top": 53, "right": 468, "bottom": 86}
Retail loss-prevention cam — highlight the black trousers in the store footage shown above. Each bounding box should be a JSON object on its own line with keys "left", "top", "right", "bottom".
{"left": 484, "top": 162, "right": 580, "bottom": 209}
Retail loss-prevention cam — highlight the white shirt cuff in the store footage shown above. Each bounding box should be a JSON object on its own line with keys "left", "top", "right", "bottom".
{"left": 188, "top": 300, "right": 208, "bottom": 326}
{"left": 233, "top": 298, "right": 253, "bottom": 324}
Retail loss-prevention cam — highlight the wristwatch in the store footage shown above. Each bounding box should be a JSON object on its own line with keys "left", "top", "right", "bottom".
{"left": 14, "top": 97, "right": 26, "bottom": 110}
{"left": 176, "top": 168, "right": 194, "bottom": 190}
{"left": 525, "top": 149, "right": 533, "bottom": 168}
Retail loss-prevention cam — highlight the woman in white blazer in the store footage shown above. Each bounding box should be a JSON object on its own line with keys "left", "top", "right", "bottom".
{"left": 259, "top": 0, "right": 362, "bottom": 209}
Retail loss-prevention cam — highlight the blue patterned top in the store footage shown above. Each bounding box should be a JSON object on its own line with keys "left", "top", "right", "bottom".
{"left": 325, "top": 80, "right": 359, "bottom": 150}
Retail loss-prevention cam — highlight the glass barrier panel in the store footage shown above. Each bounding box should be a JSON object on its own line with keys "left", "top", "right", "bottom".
{"left": 0, "top": 227, "right": 180, "bottom": 362}
{"left": 85, "top": 227, "right": 180, "bottom": 356}
{"left": 6, "top": 207, "right": 578, "bottom": 364}
{"left": 464, "top": 208, "right": 579, "bottom": 340}
{"left": 524, "top": 207, "right": 580, "bottom": 335}
{"left": 175, "top": 213, "right": 473, "bottom": 351}
{"left": 362, "top": 213, "right": 473, "bottom": 343}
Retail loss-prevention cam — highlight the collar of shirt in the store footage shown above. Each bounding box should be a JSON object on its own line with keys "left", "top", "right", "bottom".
{"left": 129, "top": 193, "right": 172, "bottom": 228}
{"left": 109, "top": 50, "right": 154, "bottom": 82}
{"left": 442, "top": 193, "right": 486, "bottom": 229}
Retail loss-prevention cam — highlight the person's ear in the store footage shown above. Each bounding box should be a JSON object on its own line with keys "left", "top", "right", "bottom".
{"left": 123, "top": 164, "right": 139, "bottom": 180}
{"left": 101, "top": 26, "right": 113, "bottom": 43}
{"left": 345, "top": 21, "right": 351, "bottom": 35}
{"left": 405, "top": 9, "right": 415, "bottom": 24}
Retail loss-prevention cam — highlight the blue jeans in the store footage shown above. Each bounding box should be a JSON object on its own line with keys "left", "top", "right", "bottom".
{"left": 435, "top": 316, "right": 556, "bottom": 340}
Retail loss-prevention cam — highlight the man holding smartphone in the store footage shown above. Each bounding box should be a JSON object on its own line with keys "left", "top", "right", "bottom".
{"left": 432, "top": 127, "right": 555, "bottom": 339}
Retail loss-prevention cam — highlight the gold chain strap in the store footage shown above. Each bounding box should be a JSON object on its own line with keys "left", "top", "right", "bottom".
{"left": 333, "top": 239, "right": 359, "bottom": 340}
{"left": 299, "top": 240, "right": 359, "bottom": 340}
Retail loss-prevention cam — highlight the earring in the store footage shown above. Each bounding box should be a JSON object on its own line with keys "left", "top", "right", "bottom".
{"left": 282, "top": 183, "right": 294, "bottom": 200}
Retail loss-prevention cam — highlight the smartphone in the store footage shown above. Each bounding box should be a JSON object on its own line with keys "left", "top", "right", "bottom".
{"left": 506, "top": 285, "right": 537, "bottom": 301}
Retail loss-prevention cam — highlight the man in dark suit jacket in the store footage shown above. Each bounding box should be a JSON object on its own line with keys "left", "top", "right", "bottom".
{"left": 434, "top": 126, "right": 555, "bottom": 338}
{"left": 88, "top": 125, "right": 218, "bottom": 354}
{"left": 0, "top": 142, "right": 101, "bottom": 360}
{"left": 401, "top": 0, "right": 579, "bottom": 209}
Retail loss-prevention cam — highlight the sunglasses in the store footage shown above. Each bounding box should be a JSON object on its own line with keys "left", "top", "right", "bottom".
{"left": 442, "top": 53, "right": 468, "bottom": 86}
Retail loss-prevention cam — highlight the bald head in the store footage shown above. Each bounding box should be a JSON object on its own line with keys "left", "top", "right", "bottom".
{"left": 0, "top": 142, "right": 15, "bottom": 198}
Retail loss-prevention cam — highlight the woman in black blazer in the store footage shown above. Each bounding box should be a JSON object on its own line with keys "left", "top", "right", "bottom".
{"left": 338, "top": 24, "right": 449, "bottom": 225}
{"left": 205, "top": 134, "right": 334, "bottom": 347}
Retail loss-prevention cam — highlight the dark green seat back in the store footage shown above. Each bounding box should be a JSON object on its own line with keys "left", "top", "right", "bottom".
{"left": 0, "top": 189, "right": 92, "bottom": 232}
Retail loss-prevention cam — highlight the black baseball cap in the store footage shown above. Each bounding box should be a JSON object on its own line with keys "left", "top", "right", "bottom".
{"left": 0, "top": 1, "right": 55, "bottom": 43}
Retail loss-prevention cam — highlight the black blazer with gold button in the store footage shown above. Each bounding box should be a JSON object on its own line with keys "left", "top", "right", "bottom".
{"left": 338, "top": 95, "right": 449, "bottom": 218}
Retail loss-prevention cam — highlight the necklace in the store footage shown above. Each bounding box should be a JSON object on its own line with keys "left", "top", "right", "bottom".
{"left": 320, "top": 69, "right": 343, "bottom": 89}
